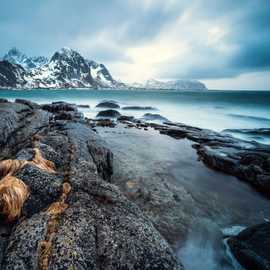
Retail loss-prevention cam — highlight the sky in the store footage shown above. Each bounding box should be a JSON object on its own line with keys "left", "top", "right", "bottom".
{"left": 1, "top": 0, "right": 270, "bottom": 89}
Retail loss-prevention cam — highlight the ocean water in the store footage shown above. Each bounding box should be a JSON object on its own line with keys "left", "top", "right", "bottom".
{"left": 1, "top": 88, "right": 270, "bottom": 143}
{"left": 1, "top": 88, "right": 269, "bottom": 269}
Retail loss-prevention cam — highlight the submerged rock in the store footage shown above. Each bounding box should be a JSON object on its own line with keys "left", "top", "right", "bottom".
{"left": 96, "top": 109, "right": 121, "bottom": 118}
{"left": 96, "top": 100, "right": 120, "bottom": 109}
{"left": 122, "top": 106, "right": 157, "bottom": 111}
{"left": 118, "top": 115, "right": 135, "bottom": 122}
{"left": 77, "top": 104, "right": 90, "bottom": 108}
{"left": 228, "top": 222, "right": 270, "bottom": 270}
{"left": 142, "top": 113, "right": 170, "bottom": 122}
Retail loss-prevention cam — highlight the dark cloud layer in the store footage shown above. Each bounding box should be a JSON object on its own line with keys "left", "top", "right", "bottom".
{"left": 0, "top": 0, "right": 269, "bottom": 83}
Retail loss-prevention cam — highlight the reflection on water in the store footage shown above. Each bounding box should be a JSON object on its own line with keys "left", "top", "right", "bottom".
{"left": 99, "top": 126, "right": 270, "bottom": 270}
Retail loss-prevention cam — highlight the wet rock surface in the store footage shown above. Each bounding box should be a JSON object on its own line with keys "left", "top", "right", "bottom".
{"left": 0, "top": 101, "right": 182, "bottom": 270}
{"left": 95, "top": 100, "right": 120, "bottom": 109}
{"left": 142, "top": 113, "right": 170, "bottom": 123}
{"left": 228, "top": 222, "right": 270, "bottom": 270}
{"left": 90, "top": 109, "right": 270, "bottom": 198}
{"left": 122, "top": 106, "right": 157, "bottom": 111}
{"left": 96, "top": 109, "right": 121, "bottom": 118}
{"left": 95, "top": 118, "right": 270, "bottom": 269}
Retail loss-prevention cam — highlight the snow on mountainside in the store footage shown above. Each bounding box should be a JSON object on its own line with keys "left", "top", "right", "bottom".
{"left": 0, "top": 47, "right": 123, "bottom": 89}
{"left": 0, "top": 47, "right": 208, "bottom": 90}
{"left": 88, "top": 60, "right": 114, "bottom": 87}
{"left": 144, "top": 79, "right": 207, "bottom": 90}
{"left": 3, "top": 48, "right": 48, "bottom": 70}
{"left": 0, "top": 61, "right": 26, "bottom": 88}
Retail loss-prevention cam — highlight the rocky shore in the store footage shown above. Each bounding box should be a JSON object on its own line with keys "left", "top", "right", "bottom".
{"left": 0, "top": 99, "right": 269, "bottom": 269}
{"left": 88, "top": 103, "right": 270, "bottom": 269}
{"left": 0, "top": 100, "right": 182, "bottom": 269}
{"left": 92, "top": 108, "right": 270, "bottom": 199}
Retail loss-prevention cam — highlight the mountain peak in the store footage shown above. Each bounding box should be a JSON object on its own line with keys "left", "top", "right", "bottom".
{"left": 1, "top": 47, "right": 124, "bottom": 89}
{"left": 7, "top": 47, "right": 23, "bottom": 56}
{"left": 51, "top": 47, "right": 82, "bottom": 62}
{"left": 3, "top": 48, "right": 48, "bottom": 70}
{"left": 59, "top": 47, "right": 75, "bottom": 54}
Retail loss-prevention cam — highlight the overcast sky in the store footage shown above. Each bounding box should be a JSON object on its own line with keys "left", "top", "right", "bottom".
{"left": 1, "top": 0, "right": 270, "bottom": 89}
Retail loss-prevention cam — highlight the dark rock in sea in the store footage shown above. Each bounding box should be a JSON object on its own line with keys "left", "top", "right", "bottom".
{"left": 223, "top": 128, "right": 270, "bottom": 137}
{"left": 118, "top": 115, "right": 135, "bottom": 122}
{"left": 93, "top": 119, "right": 116, "bottom": 127}
{"left": 122, "top": 106, "right": 157, "bottom": 111}
{"left": 228, "top": 222, "right": 270, "bottom": 270}
{"left": 142, "top": 113, "right": 170, "bottom": 122}
{"left": 0, "top": 98, "right": 8, "bottom": 103}
{"left": 15, "top": 99, "right": 40, "bottom": 110}
{"left": 96, "top": 109, "right": 121, "bottom": 118}
{"left": 96, "top": 100, "right": 120, "bottom": 109}
{"left": 41, "top": 101, "right": 77, "bottom": 113}
{"left": 54, "top": 111, "right": 83, "bottom": 121}
{"left": 0, "top": 101, "right": 182, "bottom": 269}
{"left": 77, "top": 104, "right": 90, "bottom": 108}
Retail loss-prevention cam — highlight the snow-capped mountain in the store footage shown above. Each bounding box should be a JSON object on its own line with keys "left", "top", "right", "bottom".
{"left": 0, "top": 47, "right": 208, "bottom": 90}
{"left": 0, "top": 61, "right": 26, "bottom": 88}
{"left": 88, "top": 60, "right": 122, "bottom": 88}
{"left": 3, "top": 47, "right": 48, "bottom": 70}
{"left": 0, "top": 47, "right": 123, "bottom": 89}
{"left": 144, "top": 79, "right": 207, "bottom": 90}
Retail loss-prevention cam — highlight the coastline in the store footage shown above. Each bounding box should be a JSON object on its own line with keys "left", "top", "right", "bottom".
{"left": 0, "top": 99, "right": 269, "bottom": 269}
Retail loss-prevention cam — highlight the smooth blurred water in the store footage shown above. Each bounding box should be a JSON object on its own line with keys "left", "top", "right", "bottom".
{"left": 1, "top": 88, "right": 270, "bottom": 143}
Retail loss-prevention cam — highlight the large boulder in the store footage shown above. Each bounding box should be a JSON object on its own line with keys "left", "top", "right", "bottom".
{"left": 96, "top": 109, "right": 121, "bottom": 118}
{"left": 96, "top": 100, "right": 120, "bottom": 109}
{"left": 41, "top": 101, "right": 77, "bottom": 113}
{"left": 228, "top": 222, "right": 270, "bottom": 270}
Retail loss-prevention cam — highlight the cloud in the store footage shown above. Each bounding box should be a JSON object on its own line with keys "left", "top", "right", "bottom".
{"left": 0, "top": 0, "right": 270, "bottom": 88}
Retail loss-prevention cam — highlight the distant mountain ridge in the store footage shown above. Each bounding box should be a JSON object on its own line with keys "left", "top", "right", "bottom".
{"left": 0, "top": 47, "right": 123, "bottom": 89}
{"left": 3, "top": 47, "right": 48, "bottom": 70}
{"left": 0, "top": 47, "right": 207, "bottom": 90}
{"left": 140, "top": 79, "right": 207, "bottom": 90}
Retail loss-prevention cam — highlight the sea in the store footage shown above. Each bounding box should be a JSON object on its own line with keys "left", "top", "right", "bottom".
{"left": 1, "top": 88, "right": 270, "bottom": 270}
{"left": 1, "top": 88, "right": 269, "bottom": 144}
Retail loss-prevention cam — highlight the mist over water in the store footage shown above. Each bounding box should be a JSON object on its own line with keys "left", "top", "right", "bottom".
{"left": 1, "top": 89, "right": 269, "bottom": 139}
{"left": 1, "top": 89, "right": 269, "bottom": 269}
{"left": 178, "top": 219, "right": 234, "bottom": 270}
{"left": 177, "top": 219, "right": 249, "bottom": 270}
